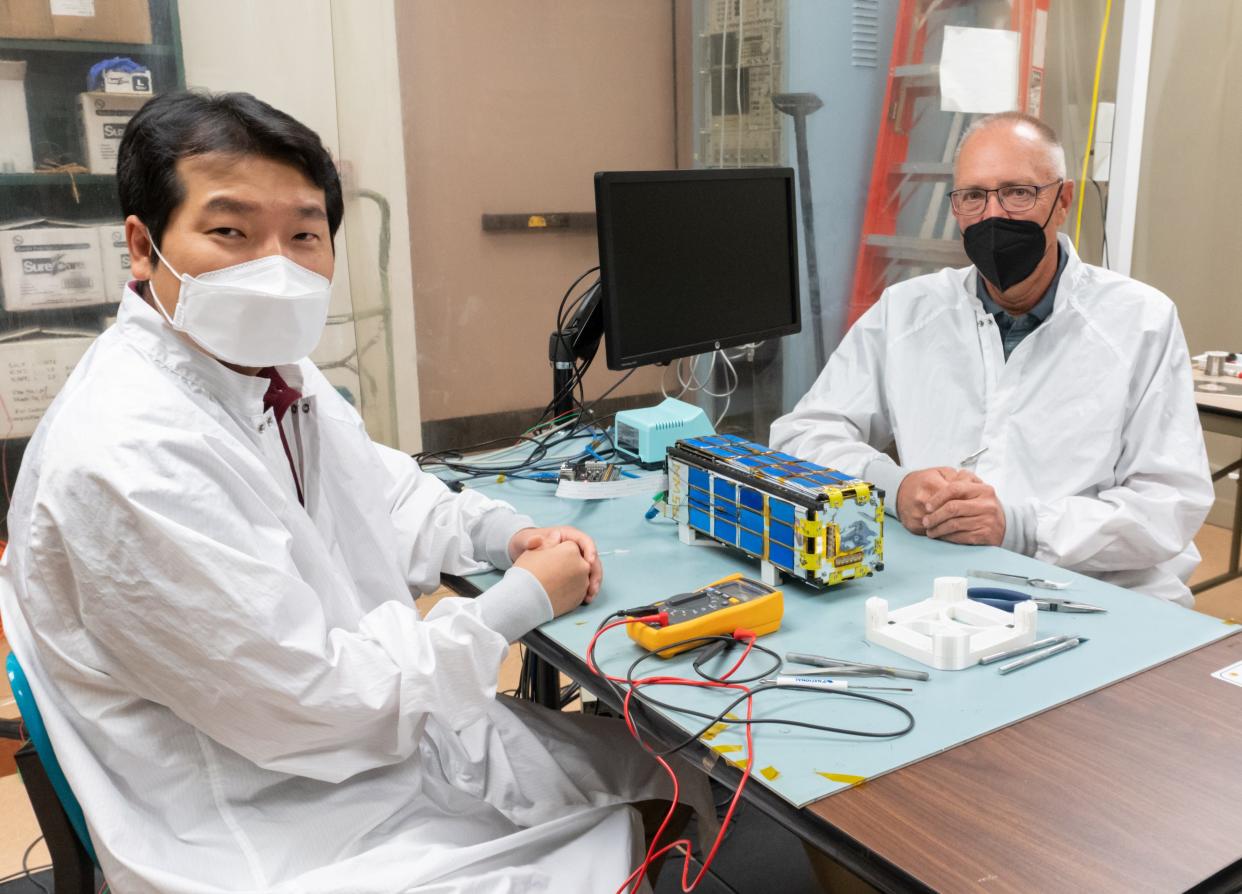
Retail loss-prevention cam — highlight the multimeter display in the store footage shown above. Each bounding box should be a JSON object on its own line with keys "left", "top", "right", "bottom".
{"left": 628, "top": 573, "right": 784, "bottom": 656}
{"left": 657, "top": 577, "right": 775, "bottom": 625}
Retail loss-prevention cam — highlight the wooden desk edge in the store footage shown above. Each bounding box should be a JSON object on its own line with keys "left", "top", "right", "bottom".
{"left": 808, "top": 631, "right": 1242, "bottom": 893}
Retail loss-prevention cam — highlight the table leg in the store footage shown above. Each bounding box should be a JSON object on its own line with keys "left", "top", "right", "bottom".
{"left": 1229, "top": 465, "right": 1242, "bottom": 577}
{"left": 1191, "top": 451, "right": 1242, "bottom": 595}
{"left": 529, "top": 654, "right": 563, "bottom": 708}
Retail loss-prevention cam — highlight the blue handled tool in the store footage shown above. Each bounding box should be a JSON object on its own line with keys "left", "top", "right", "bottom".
{"left": 967, "top": 587, "right": 1106, "bottom": 614}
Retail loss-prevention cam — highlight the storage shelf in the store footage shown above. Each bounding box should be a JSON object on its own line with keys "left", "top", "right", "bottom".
{"left": 0, "top": 37, "right": 173, "bottom": 56}
{"left": 0, "top": 173, "right": 116, "bottom": 187}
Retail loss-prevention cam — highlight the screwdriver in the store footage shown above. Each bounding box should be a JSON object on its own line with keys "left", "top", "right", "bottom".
{"left": 785, "top": 651, "right": 930, "bottom": 681}
{"left": 773, "top": 675, "right": 911, "bottom": 692}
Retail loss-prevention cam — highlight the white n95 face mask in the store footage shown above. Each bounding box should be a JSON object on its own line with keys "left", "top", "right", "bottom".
{"left": 146, "top": 235, "right": 331, "bottom": 368}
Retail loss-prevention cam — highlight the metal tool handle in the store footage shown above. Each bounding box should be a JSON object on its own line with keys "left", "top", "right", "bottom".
{"left": 785, "top": 651, "right": 930, "bottom": 681}
{"left": 968, "top": 569, "right": 1027, "bottom": 585}
{"left": 997, "top": 638, "right": 1083, "bottom": 675}
{"left": 978, "top": 635, "right": 1071, "bottom": 665}
{"left": 883, "top": 666, "right": 931, "bottom": 682}
{"left": 787, "top": 666, "right": 873, "bottom": 677}
{"left": 784, "top": 651, "right": 845, "bottom": 669}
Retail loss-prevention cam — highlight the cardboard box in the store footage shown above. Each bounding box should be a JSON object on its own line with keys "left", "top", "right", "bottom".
{"left": 0, "top": 0, "right": 54, "bottom": 39}
{"left": 0, "top": 334, "right": 94, "bottom": 439}
{"left": 50, "top": 0, "right": 152, "bottom": 44}
{"left": 96, "top": 222, "right": 129, "bottom": 300}
{"left": 0, "top": 225, "right": 106, "bottom": 311}
{"left": 77, "top": 91, "right": 148, "bottom": 174}
{"left": 0, "top": 60, "right": 34, "bottom": 173}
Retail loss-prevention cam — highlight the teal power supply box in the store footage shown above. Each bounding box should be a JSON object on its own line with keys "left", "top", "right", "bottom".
{"left": 613, "top": 398, "right": 716, "bottom": 467}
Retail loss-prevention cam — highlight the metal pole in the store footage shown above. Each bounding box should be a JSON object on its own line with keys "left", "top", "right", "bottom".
{"left": 773, "top": 92, "right": 826, "bottom": 369}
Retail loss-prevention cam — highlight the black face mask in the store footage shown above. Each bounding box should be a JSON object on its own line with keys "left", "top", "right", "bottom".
{"left": 962, "top": 185, "right": 1062, "bottom": 291}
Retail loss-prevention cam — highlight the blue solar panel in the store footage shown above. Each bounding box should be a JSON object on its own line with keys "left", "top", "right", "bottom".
{"left": 670, "top": 435, "right": 883, "bottom": 587}
{"left": 769, "top": 543, "right": 794, "bottom": 569}
{"left": 739, "top": 508, "right": 763, "bottom": 535}
{"left": 770, "top": 500, "right": 795, "bottom": 524}
{"left": 770, "top": 521, "right": 794, "bottom": 548}
{"left": 739, "top": 530, "right": 763, "bottom": 556}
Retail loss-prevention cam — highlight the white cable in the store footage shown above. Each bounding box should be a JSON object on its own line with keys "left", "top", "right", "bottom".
{"left": 714, "top": 391, "right": 732, "bottom": 429}
{"left": 661, "top": 361, "right": 692, "bottom": 399}
{"left": 700, "top": 350, "right": 719, "bottom": 389}
{"left": 678, "top": 354, "right": 708, "bottom": 391}
{"left": 676, "top": 357, "right": 693, "bottom": 390}
{"left": 710, "top": 351, "right": 738, "bottom": 426}
{"left": 701, "top": 349, "right": 738, "bottom": 399}
{"left": 724, "top": 340, "right": 763, "bottom": 361}
{"left": 715, "top": 350, "right": 740, "bottom": 426}
{"left": 663, "top": 349, "right": 739, "bottom": 427}
{"left": 442, "top": 416, "right": 582, "bottom": 467}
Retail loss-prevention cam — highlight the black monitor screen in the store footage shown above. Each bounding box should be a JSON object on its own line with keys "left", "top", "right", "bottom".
{"left": 594, "top": 168, "right": 801, "bottom": 370}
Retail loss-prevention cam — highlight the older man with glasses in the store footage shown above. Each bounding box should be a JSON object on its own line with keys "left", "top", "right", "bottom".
{"left": 771, "top": 111, "right": 1212, "bottom": 606}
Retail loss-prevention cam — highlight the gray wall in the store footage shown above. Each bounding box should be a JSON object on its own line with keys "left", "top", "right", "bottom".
{"left": 780, "top": 0, "right": 898, "bottom": 407}
{"left": 1131, "top": 1, "right": 1242, "bottom": 526}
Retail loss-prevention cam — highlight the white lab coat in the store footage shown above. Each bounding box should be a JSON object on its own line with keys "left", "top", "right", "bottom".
{"left": 0, "top": 287, "right": 704, "bottom": 893}
{"left": 770, "top": 235, "right": 1213, "bottom": 606}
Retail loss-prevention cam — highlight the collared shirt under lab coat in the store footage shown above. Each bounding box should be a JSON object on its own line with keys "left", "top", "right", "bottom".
{"left": 770, "top": 235, "right": 1212, "bottom": 606}
{"left": 0, "top": 286, "right": 698, "bottom": 893}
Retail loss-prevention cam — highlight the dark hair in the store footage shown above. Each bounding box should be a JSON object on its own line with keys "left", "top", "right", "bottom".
{"left": 117, "top": 90, "right": 344, "bottom": 260}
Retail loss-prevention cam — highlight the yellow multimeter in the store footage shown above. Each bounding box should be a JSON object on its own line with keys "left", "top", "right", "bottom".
{"left": 627, "top": 573, "right": 784, "bottom": 658}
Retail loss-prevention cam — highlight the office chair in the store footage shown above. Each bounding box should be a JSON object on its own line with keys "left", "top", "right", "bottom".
{"left": 7, "top": 650, "right": 98, "bottom": 894}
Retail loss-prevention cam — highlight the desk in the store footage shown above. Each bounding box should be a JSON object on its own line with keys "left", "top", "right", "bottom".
{"left": 1194, "top": 372, "right": 1242, "bottom": 594}
{"left": 453, "top": 480, "right": 1240, "bottom": 893}
{"left": 812, "top": 634, "right": 1242, "bottom": 893}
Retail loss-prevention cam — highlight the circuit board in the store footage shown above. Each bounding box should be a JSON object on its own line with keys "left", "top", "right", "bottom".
{"left": 559, "top": 460, "right": 621, "bottom": 482}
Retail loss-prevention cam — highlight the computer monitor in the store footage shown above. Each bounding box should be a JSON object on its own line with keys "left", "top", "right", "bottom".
{"left": 593, "top": 168, "right": 801, "bottom": 371}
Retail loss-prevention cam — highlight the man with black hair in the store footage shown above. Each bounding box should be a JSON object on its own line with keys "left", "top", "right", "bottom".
{"left": 0, "top": 91, "right": 703, "bottom": 893}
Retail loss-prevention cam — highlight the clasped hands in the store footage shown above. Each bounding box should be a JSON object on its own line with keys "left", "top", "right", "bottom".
{"left": 895, "top": 467, "right": 1006, "bottom": 546}
{"left": 507, "top": 526, "right": 602, "bottom": 617}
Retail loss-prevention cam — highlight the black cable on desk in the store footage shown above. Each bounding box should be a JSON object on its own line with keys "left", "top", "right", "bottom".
{"left": 619, "top": 634, "right": 916, "bottom": 757}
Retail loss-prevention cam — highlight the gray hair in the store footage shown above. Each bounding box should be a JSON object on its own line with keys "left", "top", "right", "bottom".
{"left": 954, "top": 111, "right": 1068, "bottom": 180}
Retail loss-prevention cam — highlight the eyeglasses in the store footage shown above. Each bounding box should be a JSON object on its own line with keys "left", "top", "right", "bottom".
{"left": 949, "top": 179, "right": 1063, "bottom": 216}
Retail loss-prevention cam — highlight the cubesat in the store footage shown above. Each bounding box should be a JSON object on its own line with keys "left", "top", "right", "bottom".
{"left": 665, "top": 435, "right": 885, "bottom": 587}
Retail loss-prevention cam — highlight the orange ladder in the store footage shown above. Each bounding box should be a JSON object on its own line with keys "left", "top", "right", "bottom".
{"left": 845, "top": 0, "right": 1051, "bottom": 330}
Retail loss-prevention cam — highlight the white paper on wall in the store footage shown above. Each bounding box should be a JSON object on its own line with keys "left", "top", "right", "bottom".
{"left": 50, "top": 0, "right": 95, "bottom": 16}
{"left": 939, "top": 26, "right": 1020, "bottom": 114}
